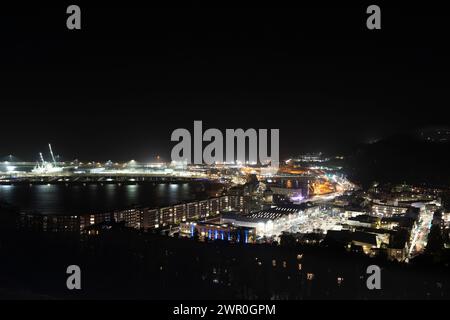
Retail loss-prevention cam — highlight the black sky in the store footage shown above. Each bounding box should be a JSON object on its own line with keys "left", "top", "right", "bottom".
{"left": 0, "top": 4, "right": 449, "bottom": 161}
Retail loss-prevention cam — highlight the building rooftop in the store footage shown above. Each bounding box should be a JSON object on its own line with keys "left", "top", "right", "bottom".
{"left": 348, "top": 215, "right": 380, "bottom": 224}
{"left": 247, "top": 204, "right": 309, "bottom": 220}
{"left": 221, "top": 204, "right": 310, "bottom": 223}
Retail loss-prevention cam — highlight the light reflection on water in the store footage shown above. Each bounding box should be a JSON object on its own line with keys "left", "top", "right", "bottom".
{"left": 0, "top": 182, "right": 217, "bottom": 215}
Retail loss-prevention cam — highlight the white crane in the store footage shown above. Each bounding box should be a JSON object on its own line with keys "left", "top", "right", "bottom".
{"left": 39, "top": 152, "right": 45, "bottom": 164}
{"left": 48, "top": 143, "right": 57, "bottom": 165}
{"left": 32, "top": 144, "right": 63, "bottom": 174}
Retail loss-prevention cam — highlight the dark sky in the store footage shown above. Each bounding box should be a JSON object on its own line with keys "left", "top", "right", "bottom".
{"left": 0, "top": 4, "right": 449, "bottom": 161}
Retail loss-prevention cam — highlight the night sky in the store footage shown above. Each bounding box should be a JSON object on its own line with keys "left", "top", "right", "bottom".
{"left": 1, "top": 4, "right": 448, "bottom": 162}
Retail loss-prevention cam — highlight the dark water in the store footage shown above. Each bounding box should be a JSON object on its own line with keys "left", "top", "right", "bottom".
{"left": 0, "top": 182, "right": 222, "bottom": 215}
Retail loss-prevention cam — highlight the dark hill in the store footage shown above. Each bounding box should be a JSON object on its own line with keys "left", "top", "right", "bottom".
{"left": 346, "top": 133, "right": 450, "bottom": 188}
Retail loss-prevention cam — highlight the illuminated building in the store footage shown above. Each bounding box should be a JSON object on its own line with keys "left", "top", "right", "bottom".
{"left": 220, "top": 205, "right": 308, "bottom": 237}
{"left": 199, "top": 200, "right": 209, "bottom": 218}
{"left": 219, "top": 195, "right": 230, "bottom": 211}
{"left": 228, "top": 195, "right": 245, "bottom": 212}
{"left": 209, "top": 197, "right": 220, "bottom": 215}
{"left": 173, "top": 204, "right": 187, "bottom": 223}
{"left": 346, "top": 215, "right": 380, "bottom": 229}
{"left": 186, "top": 202, "right": 199, "bottom": 219}
{"left": 159, "top": 207, "right": 173, "bottom": 226}
{"left": 80, "top": 212, "right": 113, "bottom": 230}
{"left": 372, "top": 203, "right": 409, "bottom": 217}
{"left": 387, "top": 229, "right": 411, "bottom": 262}
{"left": 19, "top": 213, "right": 80, "bottom": 233}
{"left": 16, "top": 194, "right": 249, "bottom": 235}
{"left": 114, "top": 208, "right": 142, "bottom": 229}
{"left": 267, "top": 176, "right": 310, "bottom": 201}
{"left": 142, "top": 208, "right": 159, "bottom": 229}
{"left": 179, "top": 221, "right": 256, "bottom": 243}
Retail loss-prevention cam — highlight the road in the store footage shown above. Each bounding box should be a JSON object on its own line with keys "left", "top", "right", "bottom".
{"left": 409, "top": 207, "right": 434, "bottom": 258}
